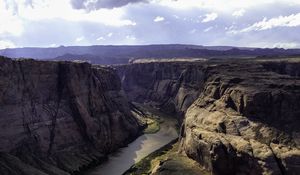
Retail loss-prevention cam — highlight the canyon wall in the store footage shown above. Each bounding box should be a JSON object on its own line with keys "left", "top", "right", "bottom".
{"left": 117, "top": 62, "right": 206, "bottom": 116}
{"left": 261, "top": 61, "right": 300, "bottom": 77}
{"left": 0, "top": 56, "right": 142, "bottom": 175}
{"left": 180, "top": 61, "right": 300, "bottom": 175}
{"left": 1, "top": 56, "right": 299, "bottom": 175}
{"left": 118, "top": 60, "right": 300, "bottom": 175}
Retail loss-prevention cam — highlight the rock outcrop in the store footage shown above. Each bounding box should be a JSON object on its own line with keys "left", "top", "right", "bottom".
{"left": 0, "top": 56, "right": 142, "bottom": 175}
{"left": 180, "top": 61, "right": 300, "bottom": 175}
{"left": 117, "top": 60, "right": 300, "bottom": 175}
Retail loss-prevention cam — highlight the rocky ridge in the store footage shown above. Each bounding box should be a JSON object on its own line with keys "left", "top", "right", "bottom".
{"left": 0, "top": 56, "right": 142, "bottom": 175}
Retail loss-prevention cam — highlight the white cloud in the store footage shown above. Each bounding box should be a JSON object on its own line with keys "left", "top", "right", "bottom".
{"left": 154, "top": 16, "right": 165, "bottom": 22}
{"left": 189, "top": 29, "right": 197, "bottom": 34}
{"left": 0, "top": 40, "right": 16, "bottom": 49}
{"left": 232, "top": 9, "right": 245, "bottom": 17}
{"left": 155, "top": 0, "right": 300, "bottom": 13}
{"left": 0, "top": 1, "right": 23, "bottom": 36}
{"left": 225, "top": 25, "right": 235, "bottom": 31}
{"left": 107, "top": 32, "right": 113, "bottom": 37}
{"left": 202, "top": 13, "right": 218, "bottom": 23}
{"left": 126, "top": 35, "right": 136, "bottom": 40}
{"left": 229, "top": 13, "right": 300, "bottom": 34}
{"left": 75, "top": 36, "right": 85, "bottom": 42}
{"left": 1, "top": 0, "right": 137, "bottom": 27}
{"left": 250, "top": 42, "right": 300, "bottom": 49}
{"left": 244, "top": 13, "right": 300, "bottom": 31}
{"left": 1, "top": 0, "right": 300, "bottom": 48}
{"left": 70, "top": 0, "right": 146, "bottom": 9}
{"left": 173, "top": 15, "right": 180, "bottom": 19}
{"left": 96, "top": 36, "right": 105, "bottom": 41}
{"left": 203, "top": 26, "right": 213, "bottom": 32}
{"left": 273, "top": 42, "right": 300, "bottom": 48}
{"left": 49, "top": 43, "right": 57, "bottom": 47}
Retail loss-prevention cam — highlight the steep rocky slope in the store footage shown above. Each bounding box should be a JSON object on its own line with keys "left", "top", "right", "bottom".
{"left": 117, "top": 62, "right": 206, "bottom": 116}
{"left": 117, "top": 59, "right": 300, "bottom": 175}
{"left": 0, "top": 56, "right": 142, "bottom": 175}
{"left": 261, "top": 61, "right": 300, "bottom": 77}
{"left": 180, "top": 61, "right": 300, "bottom": 175}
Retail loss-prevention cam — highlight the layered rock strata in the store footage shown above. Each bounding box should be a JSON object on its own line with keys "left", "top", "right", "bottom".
{"left": 180, "top": 62, "right": 300, "bottom": 175}
{"left": 117, "top": 62, "right": 206, "bottom": 116}
{"left": 0, "top": 56, "right": 141, "bottom": 175}
{"left": 118, "top": 60, "right": 300, "bottom": 175}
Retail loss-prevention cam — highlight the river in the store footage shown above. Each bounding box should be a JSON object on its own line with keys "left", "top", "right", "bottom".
{"left": 85, "top": 115, "right": 178, "bottom": 175}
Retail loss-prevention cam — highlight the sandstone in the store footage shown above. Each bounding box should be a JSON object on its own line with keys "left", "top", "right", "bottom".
{"left": 0, "top": 56, "right": 142, "bottom": 174}
{"left": 118, "top": 59, "right": 300, "bottom": 175}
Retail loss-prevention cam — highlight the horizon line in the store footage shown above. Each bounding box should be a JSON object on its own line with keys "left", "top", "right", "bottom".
{"left": 1, "top": 44, "right": 299, "bottom": 50}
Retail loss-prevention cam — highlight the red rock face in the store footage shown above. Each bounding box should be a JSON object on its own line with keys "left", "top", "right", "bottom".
{"left": 0, "top": 57, "right": 142, "bottom": 174}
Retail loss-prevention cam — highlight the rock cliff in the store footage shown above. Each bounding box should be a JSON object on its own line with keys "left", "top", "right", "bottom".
{"left": 1, "top": 56, "right": 299, "bottom": 175}
{"left": 180, "top": 61, "right": 300, "bottom": 175}
{"left": 117, "top": 59, "right": 300, "bottom": 175}
{"left": 0, "top": 56, "right": 142, "bottom": 175}
{"left": 117, "top": 62, "right": 205, "bottom": 116}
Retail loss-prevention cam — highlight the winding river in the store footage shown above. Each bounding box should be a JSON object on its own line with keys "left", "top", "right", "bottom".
{"left": 85, "top": 116, "right": 178, "bottom": 175}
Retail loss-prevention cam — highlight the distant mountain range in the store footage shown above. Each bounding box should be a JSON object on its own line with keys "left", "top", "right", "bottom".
{"left": 1, "top": 44, "right": 299, "bottom": 64}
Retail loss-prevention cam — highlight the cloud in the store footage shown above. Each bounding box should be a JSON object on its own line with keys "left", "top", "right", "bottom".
{"left": 49, "top": 43, "right": 57, "bottom": 47}
{"left": 189, "top": 29, "right": 197, "bottom": 34}
{"left": 96, "top": 36, "right": 105, "bottom": 41}
{"left": 154, "top": 16, "right": 165, "bottom": 22}
{"left": 240, "top": 13, "right": 300, "bottom": 32}
{"left": 273, "top": 42, "right": 300, "bottom": 48}
{"left": 156, "top": 0, "right": 300, "bottom": 12}
{"left": 1, "top": 0, "right": 137, "bottom": 27}
{"left": 1, "top": 0, "right": 300, "bottom": 49}
{"left": 0, "top": 1, "right": 23, "bottom": 36}
{"left": 173, "top": 15, "right": 179, "bottom": 19}
{"left": 232, "top": 9, "right": 245, "bottom": 17}
{"left": 107, "top": 32, "right": 113, "bottom": 37}
{"left": 70, "top": 0, "right": 148, "bottom": 10}
{"left": 0, "top": 40, "right": 15, "bottom": 49}
{"left": 202, "top": 13, "right": 218, "bottom": 23}
{"left": 75, "top": 36, "right": 85, "bottom": 42}
{"left": 126, "top": 35, "right": 136, "bottom": 40}
{"left": 203, "top": 26, "right": 213, "bottom": 32}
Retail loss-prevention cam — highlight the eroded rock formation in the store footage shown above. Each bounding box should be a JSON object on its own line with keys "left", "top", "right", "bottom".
{"left": 180, "top": 62, "right": 300, "bottom": 175}
{"left": 1, "top": 55, "right": 299, "bottom": 175}
{"left": 0, "top": 56, "right": 142, "bottom": 175}
{"left": 118, "top": 60, "right": 300, "bottom": 175}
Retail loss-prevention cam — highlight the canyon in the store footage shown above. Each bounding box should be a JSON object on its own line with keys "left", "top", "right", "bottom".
{"left": 0, "top": 56, "right": 299, "bottom": 175}
{"left": 118, "top": 58, "right": 300, "bottom": 174}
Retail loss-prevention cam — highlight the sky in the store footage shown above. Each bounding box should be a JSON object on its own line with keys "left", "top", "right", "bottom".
{"left": 0, "top": 0, "right": 300, "bottom": 49}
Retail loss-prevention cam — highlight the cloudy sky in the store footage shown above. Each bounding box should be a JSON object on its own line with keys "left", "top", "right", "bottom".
{"left": 1, "top": 0, "right": 300, "bottom": 49}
